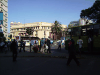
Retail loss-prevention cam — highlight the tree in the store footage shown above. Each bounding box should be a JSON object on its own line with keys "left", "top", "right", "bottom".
{"left": 51, "top": 20, "right": 63, "bottom": 40}
{"left": 80, "top": 1, "right": 100, "bottom": 23}
{"left": 26, "top": 28, "right": 33, "bottom": 36}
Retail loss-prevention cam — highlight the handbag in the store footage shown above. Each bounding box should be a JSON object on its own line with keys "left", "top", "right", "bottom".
{"left": 46, "top": 45, "right": 48, "bottom": 49}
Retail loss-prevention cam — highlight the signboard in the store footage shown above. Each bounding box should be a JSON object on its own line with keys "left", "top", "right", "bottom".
{"left": 0, "top": 12, "right": 3, "bottom": 32}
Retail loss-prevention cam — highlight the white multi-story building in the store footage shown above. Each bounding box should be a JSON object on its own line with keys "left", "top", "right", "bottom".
{"left": 10, "top": 22, "right": 67, "bottom": 40}
{"left": 0, "top": 0, "right": 8, "bottom": 39}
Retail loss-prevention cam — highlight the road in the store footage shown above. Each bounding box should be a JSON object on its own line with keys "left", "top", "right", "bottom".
{"left": 0, "top": 57, "right": 100, "bottom": 75}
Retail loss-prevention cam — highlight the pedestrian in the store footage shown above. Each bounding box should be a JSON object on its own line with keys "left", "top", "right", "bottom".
{"left": 23, "top": 41, "right": 25, "bottom": 52}
{"left": 40, "top": 38, "right": 45, "bottom": 53}
{"left": 4, "top": 42, "right": 8, "bottom": 54}
{"left": 66, "top": 38, "right": 80, "bottom": 66}
{"left": 44, "top": 38, "right": 48, "bottom": 53}
{"left": 57, "top": 41, "right": 62, "bottom": 50}
{"left": 0, "top": 40, "right": 5, "bottom": 52}
{"left": 7, "top": 41, "right": 10, "bottom": 51}
{"left": 19, "top": 39, "right": 23, "bottom": 52}
{"left": 47, "top": 37, "right": 51, "bottom": 53}
{"left": 33, "top": 40, "right": 38, "bottom": 53}
{"left": 88, "top": 35, "right": 92, "bottom": 52}
{"left": 77, "top": 36, "right": 83, "bottom": 58}
{"left": 38, "top": 38, "right": 41, "bottom": 52}
{"left": 10, "top": 39, "right": 18, "bottom": 62}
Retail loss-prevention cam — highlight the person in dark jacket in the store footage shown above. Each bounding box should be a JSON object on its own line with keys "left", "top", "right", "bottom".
{"left": 47, "top": 38, "right": 51, "bottom": 53}
{"left": 19, "top": 39, "right": 23, "bottom": 52}
{"left": 10, "top": 39, "right": 17, "bottom": 62}
{"left": 66, "top": 38, "right": 80, "bottom": 66}
{"left": 23, "top": 41, "right": 25, "bottom": 52}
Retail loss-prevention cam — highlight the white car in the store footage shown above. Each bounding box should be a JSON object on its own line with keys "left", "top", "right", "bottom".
{"left": 23, "top": 40, "right": 30, "bottom": 46}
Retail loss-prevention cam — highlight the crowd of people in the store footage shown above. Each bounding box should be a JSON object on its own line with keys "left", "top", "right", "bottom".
{"left": 33, "top": 38, "right": 51, "bottom": 53}
{"left": 6, "top": 37, "right": 51, "bottom": 62}
{"left": 0, "top": 35, "right": 94, "bottom": 66}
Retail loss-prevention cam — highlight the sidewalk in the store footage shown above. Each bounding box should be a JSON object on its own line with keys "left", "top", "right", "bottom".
{"left": 0, "top": 48, "right": 90, "bottom": 59}
{"left": 0, "top": 41, "right": 99, "bottom": 59}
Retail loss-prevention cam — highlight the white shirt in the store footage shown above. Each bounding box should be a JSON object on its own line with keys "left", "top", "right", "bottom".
{"left": 77, "top": 39, "right": 83, "bottom": 48}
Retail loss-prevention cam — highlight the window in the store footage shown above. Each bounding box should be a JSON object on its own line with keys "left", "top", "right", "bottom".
{"left": 81, "top": 26, "right": 87, "bottom": 36}
{"left": 48, "top": 26, "right": 49, "bottom": 29}
{"left": 44, "top": 26, "right": 45, "bottom": 29}
{"left": 72, "top": 27, "right": 81, "bottom": 36}
{"left": 42, "top": 26, "right": 43, "bottom": 29}
{"left": 94, "top": 25, "right": 100, "bottom": 35}
{"left": 36, "top": 27, "right": 37, "bottom": 29}
{"left": 87, "top": 25, "right": 93, "bottom": 30}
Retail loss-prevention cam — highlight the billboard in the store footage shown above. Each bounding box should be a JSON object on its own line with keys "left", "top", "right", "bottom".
{"left": 0, "top": 12, "right": 3, "bottom": 32}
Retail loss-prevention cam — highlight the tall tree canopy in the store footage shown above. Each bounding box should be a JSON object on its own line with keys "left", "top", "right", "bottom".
{"left": 51, "top": 20, "right": 63, "bottom": 35}
{"left": 80, "top": 1, "right": 100, "bottom": 23}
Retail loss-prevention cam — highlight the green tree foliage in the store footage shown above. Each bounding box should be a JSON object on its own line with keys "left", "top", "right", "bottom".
{"left": 80, "top": 1, "right": 100, "bottom": 23}
{"left": 26, "top": 28, "right": 33, "bottom": 35}
{"left": 51, "top": 20, "right": 63, "bottom": 35}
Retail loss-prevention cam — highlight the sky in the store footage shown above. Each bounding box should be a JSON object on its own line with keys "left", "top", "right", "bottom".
{"left": 8, "top": 0, "right": 95, "bottom": 33}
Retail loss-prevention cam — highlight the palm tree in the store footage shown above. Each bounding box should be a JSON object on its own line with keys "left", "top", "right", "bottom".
{"left": 51, "top": 20, "right": 63, "bottom": 40}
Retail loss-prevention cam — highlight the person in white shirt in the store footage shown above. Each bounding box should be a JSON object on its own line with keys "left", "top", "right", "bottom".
{"left": 57, "top": 41, "right": 62, "bottom": 50}
{"left": 77, "top": 36, "right": 83, "bottom": 57}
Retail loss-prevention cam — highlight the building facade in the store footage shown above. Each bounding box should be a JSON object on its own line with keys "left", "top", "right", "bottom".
{"left": 0, "top": 0, "right": 8, "bottom": 39}
{"left": 79, "top": 18, "right": 93, "bottom": 26}
{"left": 10, "top": 22, "right": 67, "bottom": 40}
{"left": 68, "top": 18, "right": 93, "bottom": 28}
{"left": 68, "top": 21, "right": 79, "bottom": 27}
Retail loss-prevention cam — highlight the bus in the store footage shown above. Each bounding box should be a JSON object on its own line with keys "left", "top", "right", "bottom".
{"left": 66, "top": 23, "right": 100, "bottom": 52}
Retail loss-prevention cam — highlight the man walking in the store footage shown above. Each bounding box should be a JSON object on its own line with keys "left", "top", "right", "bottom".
{"left": 77, "top": 36, "right": 83, "bottom": 57}
{"left": 47, "top": 37, "right": 51, "bottom": 53}
{"left": 40, "top": 38, "right": 44, "bottom": 53}
{"left": 38, "top": 39, "right": 41, "bottom": 52}
{"left": 57, "top": 41, "right": 62, "bottom": 50}
{"left": 19, "top": 39, "right": 23, "bottom": 52}
{"left": 23, "top": 41, "right": 25, "bottom": 52}
{"left": 10, "top": 39, "right": 18, "bottom": 62}
{"left": 66, "top": 38, "right": 80, "bottom": 66}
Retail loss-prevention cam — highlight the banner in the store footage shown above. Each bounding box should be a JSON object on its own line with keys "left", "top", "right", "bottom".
{"left": 0, "top": 12, "right": 3, "bottom": 32}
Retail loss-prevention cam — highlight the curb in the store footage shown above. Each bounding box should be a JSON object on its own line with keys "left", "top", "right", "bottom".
{"left": 0, "top": 55, "right": 85, "bottom": 59}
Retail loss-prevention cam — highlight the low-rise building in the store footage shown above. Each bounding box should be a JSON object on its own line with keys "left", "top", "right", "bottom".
{"left": 10, "top": 22, "right": 67, "bottom": 40}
